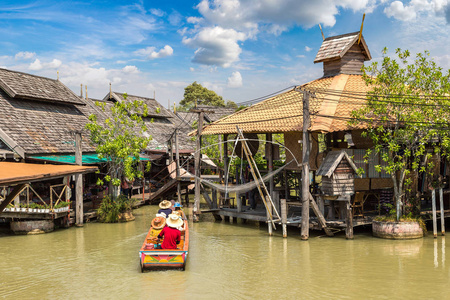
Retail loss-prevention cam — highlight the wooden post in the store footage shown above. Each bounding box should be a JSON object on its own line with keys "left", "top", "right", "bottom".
{"left": 345, "top": 198, "right": 354, "bottom": 239}
{"left": 432, "top": 188, "right": 437, "bottom": 238}
{"left": 440, "top": 187, "right": 445, "bottom": 236}
{"left": 193, "top": 110, "right": 205, "bottom": 221}
{"left": 301, "top": 90, "right": 311, "bottom": 240}
{"left": 237, "top": 192, "right": 242, "bottom": 212}
{"left": 223, "top": 134, "right": 229, "bottom": 186}
{"left": 266, "top": 133, "right": 274, "bottom": 208}
{"left": 212, "top": 189, "right": 217, "bottom": 209}
{"left": 175, "top": 129, "right": 181, "bottom": 203}
{"left": 267, "top": 195, "right": 273, "bottom": 236}
{"left": 75, "top": 132, "right": 83, "bottom": 227}
{"left": 281, "top": 196, "right": 287, "bottom": 238}
{"left": 219, "top": 135, "right": 223, "bottom": 183}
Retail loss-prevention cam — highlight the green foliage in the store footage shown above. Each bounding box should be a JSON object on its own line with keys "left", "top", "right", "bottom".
{"left": 350, "top": 48, "right": 450, "bottom": 220}
{"left": 178, "top": 81, "right": 236, "bottom": 111}
{"left": 85, "top": 92, "right": 153, "bottom": 189}
{"left": 97, "top": 195, "right": 135, "bottom": 223}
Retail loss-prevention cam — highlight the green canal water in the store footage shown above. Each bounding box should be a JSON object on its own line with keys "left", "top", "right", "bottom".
{"left": 1, "top": 205, "right": 449, "bottom": 299}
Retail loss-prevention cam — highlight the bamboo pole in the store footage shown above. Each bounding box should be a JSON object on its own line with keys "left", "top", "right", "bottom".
{"left": 301, "top": 90, "right": 311, "bottom": 240}
{"left": 193, "top": 111, "right": 204, "bottom": 221}
{"left": 440, "top": 187, "right": 445, "bottom": 236}
{"left": 432, "top": 188, "right": 437, "bottom": 238}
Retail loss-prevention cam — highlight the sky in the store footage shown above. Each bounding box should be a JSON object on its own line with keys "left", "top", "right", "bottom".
{"left": 1, "top": 0, "right": 450, "bottom": 108}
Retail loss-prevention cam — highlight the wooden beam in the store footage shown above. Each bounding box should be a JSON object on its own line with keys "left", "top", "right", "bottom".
{"left": 432, "top": 188, "right": 437, "bottom": 238}
{"left": 0, "top": 183, "right": 27, "bottom": 212}
{"left": 309, "top": 193, "right": 334, "bottom": 237}
{"left": 301, "top": 90, "right": 311, "bottom": 240}
{"left": 440, "top": 188, "right": 445, "bottom": 236}
{"left": 175, "top": 129, "right": 181, "bottom": 203}
{"left": 346, "top": 199, "right": 354, "bottom": 239}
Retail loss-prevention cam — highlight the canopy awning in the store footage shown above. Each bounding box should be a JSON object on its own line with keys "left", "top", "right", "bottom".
{"left": 0, "top": 162, "right": 97, "bottom": 185}
{"left": 28, "top": 153, "right": 150, "bottom": 165}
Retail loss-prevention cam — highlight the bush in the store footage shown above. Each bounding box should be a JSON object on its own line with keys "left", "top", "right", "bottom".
{"left": 97, "top": 195, "right": 135, "bottom": 223}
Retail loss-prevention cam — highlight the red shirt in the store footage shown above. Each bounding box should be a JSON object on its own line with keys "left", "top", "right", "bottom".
{"left": 158, "top": 226, "right": 181, "bottom": 249}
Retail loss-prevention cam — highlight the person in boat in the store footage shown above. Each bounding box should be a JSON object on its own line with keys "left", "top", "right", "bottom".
{"left": 173, "top": 202, "right": 186, "bottom": 220}
{"left": 150, "top": 216, "right": 166, "bottom": 237}
{"left": 158, "top": 200, "right": 172, "bottom": 218}
{"left": 156, "top": 214, "right": 183, "bottom": 249}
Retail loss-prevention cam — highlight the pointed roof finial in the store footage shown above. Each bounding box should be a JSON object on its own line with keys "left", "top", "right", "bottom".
{"left": 109, "top": 82, "right": 112, "bottom": 99}
{"left": 80, "top": 84, "right": 83, "bottom": 98}
{"left": 174, "top": 101, "right": 176, "bottom": 114}
{"left": 318, "top": 24, "right": 325, "bottom": 41}
{"left": 358, "top": 13, "right": 366, "bottom": 44}
{"left": 57, "top": 70, "right": 59, "bottom": 80}
{"left": 85, "top": 85, "right": 88, "bottom": 101}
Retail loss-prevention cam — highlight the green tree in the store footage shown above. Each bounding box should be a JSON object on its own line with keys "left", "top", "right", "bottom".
{"left": 179, "top": 81, "right": 237, "bottom": 110}
{"left": 85, "top": 93, "right": 152, "bottom": 197}
{"left": 351, "top": 48, "right": 450, "bottom": 220}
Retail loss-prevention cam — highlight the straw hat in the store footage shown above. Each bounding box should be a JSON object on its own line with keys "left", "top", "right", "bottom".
{"left": 173, "top": 210, "right": 182, "bottom": 218}
{"left": 159, "top": 200, "right": 171, "bottom": 209}
{"left": 151, "top": 216, "right": 166, "bottom": 230}
{"left": 166, "top": 214, "right": 183, "bottom": 228}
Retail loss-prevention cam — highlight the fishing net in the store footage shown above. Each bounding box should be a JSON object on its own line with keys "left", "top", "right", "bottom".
{"left": 199, "top": 160, "right": 293, "bottom": 194}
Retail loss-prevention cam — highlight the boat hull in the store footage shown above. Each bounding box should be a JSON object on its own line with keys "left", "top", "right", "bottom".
{"left": 139, "top": 220, "right": 189, "bottom": 271}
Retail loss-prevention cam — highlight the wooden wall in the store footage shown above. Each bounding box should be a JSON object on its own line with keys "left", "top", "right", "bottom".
{"left": 323, "top": 44, "right": 366, "bottom": 77}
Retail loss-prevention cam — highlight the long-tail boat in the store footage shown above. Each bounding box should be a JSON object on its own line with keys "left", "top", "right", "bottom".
{"left": 139, "top": 220, "right": 189, "bottom": 271}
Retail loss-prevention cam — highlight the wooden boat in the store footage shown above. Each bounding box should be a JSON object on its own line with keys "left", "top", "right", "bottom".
{"left": 139, "top": 220, "right": 189, "bottom": 271}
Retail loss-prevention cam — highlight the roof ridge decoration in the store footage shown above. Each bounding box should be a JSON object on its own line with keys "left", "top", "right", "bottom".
{"left": 0, "top": 68, "right": 85, "bottom": 106}
{"left": 314, "top": 31, "right": 371, "bottom": 64}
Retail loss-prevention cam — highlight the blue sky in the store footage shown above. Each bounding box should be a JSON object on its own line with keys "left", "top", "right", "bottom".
{"left": 1, "top": 0, "right": 450, "bottom": 107}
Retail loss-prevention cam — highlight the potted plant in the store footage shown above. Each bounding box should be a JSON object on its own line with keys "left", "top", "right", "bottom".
{"left": 97, "top": 195, "right": 135, "bottom": 223}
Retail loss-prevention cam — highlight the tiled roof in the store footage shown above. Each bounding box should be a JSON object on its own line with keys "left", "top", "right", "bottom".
{"left": 314, "top": 32, "right": 371, "bottom": 63}
{"left": 196, "top": 105, "right": 236, "bottom": 122}
{"left": 104, "top": 92, "right": 173, "bottom": 119}
{"left": 199, "top": 74, "right": 372, "bottom": 135}
{"left": 0, "top": 68, "right": 85, "bottom": 105}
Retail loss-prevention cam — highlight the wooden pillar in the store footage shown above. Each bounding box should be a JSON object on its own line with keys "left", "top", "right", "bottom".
{"left": 193, "top": 111, "right": 204, "bottom": 221}
{"left": 267, "top": 195, "right": 273, "bottom": 236}
{"left": 266, "top": 133, "right": 274, "bottom": 206}
{"left": 75, "top": 132, "right": 83, "bottom": 227}
{"left": 223, "top": 134, "right": 229, "bottom": 186}
{"left": 440, "top": 187, "right": 445, "bottom": 236}
{"left": 317, "top": 196, "right": 325, "bottom": 215}
{"left": 237, "top": 192, "right": 242, "bottom": 212}
{"left": 301, "top": 90, "right": 311, "bottom": 240}
{"left": 345, "top": 198, "right": 354, "bottom": 239}
{"left": 219, "top": 134, "right": 223, "bottom": 183}
{"left": 432, "top": 188, "right": 438, "bottom": 238}
{"left": 281, "top": 195, "right": 287, "bottom": 238}
{"left": 175, "top": 129, "right": 181, "bottom": 203}
{"left": 212, "top": 189, "right": 218, "bottom": 209}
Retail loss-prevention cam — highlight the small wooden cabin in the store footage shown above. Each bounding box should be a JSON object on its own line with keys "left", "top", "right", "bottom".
{"left": 317, "top": 150, "right": 359, "bottom": 196}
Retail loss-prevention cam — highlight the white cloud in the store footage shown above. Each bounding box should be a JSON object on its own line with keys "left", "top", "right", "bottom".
{"left": 150, "top": 45, "right": 174, "bottom": 59}
{"left": 384, "top": 1, "right": 417, "bottom": 21}
{"left": 134, "top": 45, "right": 174, "bottom": 59}
{"left": 168, "top": 11, "right": 183, "bottom": 26}
{"left": 29, "top": 59, "right": 42, "bottom": 71}
{"left": 187, "top": 16, "right": 203, "bottom": 24}
{"left": 202, "top": 81, "right": 223, "bottom": 95}
{"left": 47, "top": 59, "right": 62, "bottom": 69}
{"left": 150, "top": 8, "right": 165, "bottom": 17}
{"left": 190, "top": 67, "right": 195, "bottom": 72}
{"left": 227, "top": 71, "right": 243, "bottom": 87}
{"left": 384, "top": 0, "right": 450, "bottom": 22}
{"left": 28, "top": 58, "right": 61, "bottom": 71}
{"left": 305, "top": 46, "right": 312, "bottom": 52}
{"left": 15, "top": 51, "right": 36, "bottom": 60}
{"left": 122, "top": 65, "right": 139, "bottom": 73}
{"left": 182, "top": 26, "right": 246, "bottom": 67}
